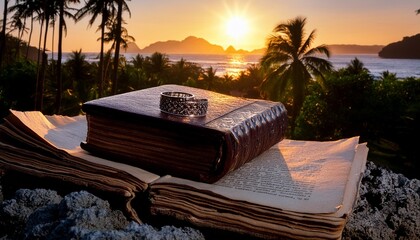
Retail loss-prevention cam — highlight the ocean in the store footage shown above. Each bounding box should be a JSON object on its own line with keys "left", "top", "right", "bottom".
{"left": 60, "top": 52, "right": 420, "bottom": 79}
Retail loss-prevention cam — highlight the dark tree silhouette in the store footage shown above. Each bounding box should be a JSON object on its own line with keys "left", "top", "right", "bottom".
{"left": 76, "top": 0, "right": 117, "bottom": 97}
{"left": 0, "top": 0, "right": 9, "bottom": 68}
{"left": 111, "top": 0, "right": 131, "bottom": 95}
{"left": 260, "top": 17, "right": 332, "bottom": 135}
{"left": 56, "top": 0, "right": 79, "bottom": 113}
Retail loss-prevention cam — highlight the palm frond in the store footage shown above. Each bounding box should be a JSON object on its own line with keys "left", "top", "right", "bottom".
{"left": 303, "top": 58, "right": 331, "bottom": 86}
{"left": 261, "top": 64, "right": 290, "bottom": 100}
{"left": 122, "top": 1, "right": 131, "bottom": 17}
{"left": 287, "top": 17, "right": 306, "bottom": 55}
{"left": 260, "top": 50, "right": 290, "bottom": 68}
{"left": 304, "top": 44, "right": 330, "bottom": 58}
{"left": 298, "top": 29, "right": 316, "bottom": 57}
{"left": 266, "top": 34, "right": 288, "bottom": 51}
{"left": 302, "top": 56, "right": 333, "bottom": 73}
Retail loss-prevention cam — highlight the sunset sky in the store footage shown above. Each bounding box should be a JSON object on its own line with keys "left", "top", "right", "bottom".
{"left": 2, "top": 0, "right": 420, "bottom": 52}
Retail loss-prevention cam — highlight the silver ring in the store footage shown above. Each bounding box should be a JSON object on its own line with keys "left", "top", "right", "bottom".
{"left": 160, "top": 91, "right": 194, "bottom": 100}
{"left": 160, "top": 92, "right": 208, "bottom": 117}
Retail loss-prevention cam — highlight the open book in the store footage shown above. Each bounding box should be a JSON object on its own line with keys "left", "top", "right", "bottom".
{"left": 0, "top": 110, "right": 368, "bottom": 239}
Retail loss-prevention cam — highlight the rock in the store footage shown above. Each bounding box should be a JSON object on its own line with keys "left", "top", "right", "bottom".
{"left": 342, "top": 161, "right": 420, "bottom": 239}
{"left": 0, "top": 189, "right": 204, "bottom": 240}
{"left": 0, "top": 189, "right": 62, "bottom": 239}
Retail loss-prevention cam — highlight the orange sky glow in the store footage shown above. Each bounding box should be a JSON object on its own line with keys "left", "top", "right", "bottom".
{"left": 2, "top": 0, "right": 420, "bottom": 52}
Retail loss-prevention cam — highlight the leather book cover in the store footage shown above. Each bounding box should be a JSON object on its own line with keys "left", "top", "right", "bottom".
{"left": 81, "top": 84, "right": 288, "bottom": 183}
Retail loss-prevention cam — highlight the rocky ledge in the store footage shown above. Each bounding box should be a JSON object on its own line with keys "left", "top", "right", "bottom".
{"left": 0, "top": 161, "right": 419, "bottom": 240}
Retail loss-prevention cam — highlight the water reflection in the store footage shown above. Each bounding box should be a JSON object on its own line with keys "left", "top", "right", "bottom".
{"left": 225, "top": 54, "right": 249, "bottom": 77}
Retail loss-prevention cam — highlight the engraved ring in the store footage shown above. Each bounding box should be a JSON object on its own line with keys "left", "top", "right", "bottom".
{"left": 160, "top": 91, "right": 208, "bottom": 117}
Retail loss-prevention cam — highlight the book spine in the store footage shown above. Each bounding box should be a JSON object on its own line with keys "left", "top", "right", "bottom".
{"left": 223, "top": 103, "right": 288, "bottom": 174}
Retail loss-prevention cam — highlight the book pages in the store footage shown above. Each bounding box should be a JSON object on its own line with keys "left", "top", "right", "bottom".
{"left": 152, "top": 137, "right": 364, "bottom": 214}
{"left": 9, "top": 110, "right": 160, "bottom": 184}
{"left": 335, "top": 142, "right": 368, "bottom": 216}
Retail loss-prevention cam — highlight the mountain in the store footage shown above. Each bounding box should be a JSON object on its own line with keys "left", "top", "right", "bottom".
{"left": 225, "top": 45, "right": 249, "bottom": 54}
{"left": 124, "top": 42, "right": 141, "bottom": 53}
{"left": 123, "top": 36, "right": 386, "bottom": 55}
{"left": 138, "top": 36, "right": 225, "bottom": 54}
{"left": 378, "top": 34, "right": 420, "bottom": 59}
{"left": 326, "top": 44, "right": 384, "bottom": 54}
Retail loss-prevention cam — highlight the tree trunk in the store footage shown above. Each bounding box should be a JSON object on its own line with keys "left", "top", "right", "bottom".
{"left": 55, "top": 1, "right": 64, "bottom": 113}
{"left": 26, "top": 16, "right": 34, "bottom": 59}
{"left": 0, "top": 0, "right": 8, "bottom": 68}
{"left": 16, "top": 18, "right": 27, "bottom": 59}
{"left": 111, "top": 0, "right": 123, "bottom": 95}
{"left": 36, "top": 15, "right": 50, "bottom": 111}
{"left": 35, "top": 17, "right": 45, "bottom": 110}
{"left": 98, "top": 9, "right": 107, "bottom": 98}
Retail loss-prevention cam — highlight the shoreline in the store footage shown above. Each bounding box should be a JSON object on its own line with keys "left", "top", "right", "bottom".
{"left": 52, "top": 52, "right": 420, "bottom": 78}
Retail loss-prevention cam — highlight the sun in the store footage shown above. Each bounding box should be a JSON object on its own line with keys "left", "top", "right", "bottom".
{"left": 225, "top": 16, "right": 249, "bottom": 40}
{"left": 216, "top": 1, "right": 255, "bottom": 49}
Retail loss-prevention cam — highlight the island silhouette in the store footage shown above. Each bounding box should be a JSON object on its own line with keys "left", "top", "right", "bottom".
{"left": 379, "top": 34, "right": 420, "bottom": 59}
{"left": 124, "top": 35, "right": 385, "bottom": 55}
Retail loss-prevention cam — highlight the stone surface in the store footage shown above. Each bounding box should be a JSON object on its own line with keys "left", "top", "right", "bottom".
{"left": 0, "top": 162, "right": 419, "bottom": 239}
{"left": 342, "top": 161, "right": 420, "bottom": 240}
{"left": 0, "top": 190, "right": 204, "bottom": 240}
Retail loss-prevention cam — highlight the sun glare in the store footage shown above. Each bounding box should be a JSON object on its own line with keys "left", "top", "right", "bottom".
{"left": 226, "top": 16, "right": 249, "bottom": 40}
{"left": 216, "top": 1, "right": 255, "bottom": 49}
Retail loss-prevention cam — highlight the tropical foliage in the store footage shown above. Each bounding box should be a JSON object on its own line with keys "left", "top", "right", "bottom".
{"left": 0, "top": 0, "right": 133, "bottom": 110}
{"left": 294, "top": 58, "right": 420, "bottom": 178}
{"left": 260, "top": 17, "right": 333, "bottom": 135}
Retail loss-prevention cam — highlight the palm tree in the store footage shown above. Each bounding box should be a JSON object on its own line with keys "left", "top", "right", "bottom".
{"left": 65, "top": 49, "right": 94, "bottom": 102}
{"left": 36, "top": 0, "right": 71, "bottom": 111}
{"left": 111, "top": 0, "right": 131, "bottom": 95}
{"left": 76, "top": 0, "right": 117, "bottom": 97}
{"left": 416, "top": 9, "right": 420, "bottom": 15}
{"left": 260, "top": 17, "right": 332, "bottom": 135}
{"left": 101, "top": 18, "right": 134, "bottom": 51}
{"left": 129, "top": 54, "right": 147, "bottom": 88}
{"left": 8, "top": 0, "right": 42, "bottom": 59}
{"left": 201, "top": 66, "right": 218, "bottom": 90}
{"left": 8, "top": 13, "right": 28, "bottom": 57}
{"left": 0, "top": 0, "right": 9, "bottom": 68}
{"left": 8, "top": 0, "right": 46, "bottom": 110}
{"left": 131, "top": 53, "right": 145, "bottom": 69}
{"left": 379, "top": 70, "right": 397, "bottom": 82}
{"left": 144, "top": 52, "right": 170, "bottom": 86}
{"left": 239, "top": 64, "right": 264, "bottom": 98}
{"left": 36, "top": 0, "right": 56, "bottom": 111}
{"left": 169, "top": 58, "right": 189, "bottom": 85}
{"left": 345, "top": 58, "right": 369, "bottom": 75}
{"left": 66, "top": 49, "right": 86, "bottom": 89}
{"left": 101, "top": 17, "right": 134, "bottom": 93}
{"left": 55, "top": 0, "right": 78, "bottom": 113}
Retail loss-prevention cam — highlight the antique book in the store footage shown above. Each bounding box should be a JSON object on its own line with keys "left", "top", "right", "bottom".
{"left": 81, "top": 84, "right": 288, "bottom": 183}
{"left": 0, "top": 110, "right": 368, "bottom": 239}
